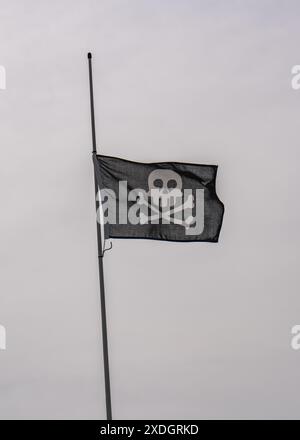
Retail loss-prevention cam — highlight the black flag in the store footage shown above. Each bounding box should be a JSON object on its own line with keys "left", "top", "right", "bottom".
{"left": 93, "top": 154, "right": 224, "bottom": 243}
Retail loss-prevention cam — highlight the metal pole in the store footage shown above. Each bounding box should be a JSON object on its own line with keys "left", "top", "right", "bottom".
{"left": 87, "top": 52, "right": 112, "bottom": 420}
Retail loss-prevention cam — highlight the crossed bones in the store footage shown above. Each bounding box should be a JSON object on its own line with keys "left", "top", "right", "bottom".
{"left": 137, "top": 191, "right": 195, "bottom": 229}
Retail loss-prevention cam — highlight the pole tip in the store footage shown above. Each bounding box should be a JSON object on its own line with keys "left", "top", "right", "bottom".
{"left": 87, "top": 52, "right": 92, "bottom": 59}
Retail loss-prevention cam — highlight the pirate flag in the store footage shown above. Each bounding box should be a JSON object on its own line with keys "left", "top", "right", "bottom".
{"left": 93, "top": 154, "right": 224, "bottom": 243}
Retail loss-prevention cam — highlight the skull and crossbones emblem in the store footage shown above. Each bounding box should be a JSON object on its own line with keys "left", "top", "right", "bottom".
{"left": 138, "top": 169, "right": 195, "bottom": 229}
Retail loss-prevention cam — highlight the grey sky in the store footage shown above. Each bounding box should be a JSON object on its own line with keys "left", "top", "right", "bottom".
{"left": 0, "top": 0, "right": 300, "bottom": 419}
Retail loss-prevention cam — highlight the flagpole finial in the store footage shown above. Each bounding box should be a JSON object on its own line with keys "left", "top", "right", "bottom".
{"left": 88, "top": 52, "right": 92, "bottom": 59}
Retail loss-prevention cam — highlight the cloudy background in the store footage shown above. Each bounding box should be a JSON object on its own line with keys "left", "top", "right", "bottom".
{"left": 0, "top": 0, "right": 300, "bottom": 419}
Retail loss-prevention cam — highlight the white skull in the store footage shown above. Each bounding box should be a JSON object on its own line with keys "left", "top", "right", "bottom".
{"left": 148, "top": 169, "right": 182, "bottom": 208}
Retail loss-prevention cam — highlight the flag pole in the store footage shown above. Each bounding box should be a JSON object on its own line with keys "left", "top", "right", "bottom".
{"left": 87, "top": 52, "right": 112, "bottom": 420}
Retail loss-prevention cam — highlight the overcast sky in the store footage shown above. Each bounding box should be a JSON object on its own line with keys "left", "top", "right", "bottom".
{"left": 0, "top": 0, "right": 300, "bottom": 419}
